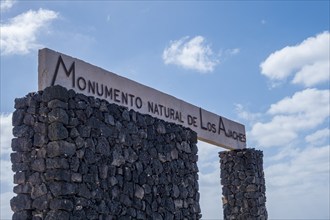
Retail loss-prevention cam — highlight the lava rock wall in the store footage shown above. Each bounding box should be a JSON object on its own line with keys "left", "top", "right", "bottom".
{"left": 219, "top": 149, "right": 267, "bottom": 220}
{"left": 10, "top": 85, "right": 201, "bottom": 220}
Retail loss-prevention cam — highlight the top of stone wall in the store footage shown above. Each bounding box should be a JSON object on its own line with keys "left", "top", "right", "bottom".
{"left": 13, "top": 85, "right": 198, "bottom": 142}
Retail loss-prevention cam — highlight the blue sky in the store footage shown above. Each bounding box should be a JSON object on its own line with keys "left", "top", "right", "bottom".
{"left": 0, "top": 0, "right": 329, "bottom": 219}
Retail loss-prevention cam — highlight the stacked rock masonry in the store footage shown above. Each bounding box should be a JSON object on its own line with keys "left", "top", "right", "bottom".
{"left": 10, "top": 85, "right": 201, "bottom": 220}
{"left": 219, "top": 149, "right": 268, "bottom": 220}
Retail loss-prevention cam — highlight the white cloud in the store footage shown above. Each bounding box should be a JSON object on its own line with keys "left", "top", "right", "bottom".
{"left": 265, "top": 145, "right": 329, "bottom": 219}
{"left": 197, "top": 142, "right": 223, "bottom": 219}
{"left": 235, "top": 103, "right": 261, "bottom": 123}
{"left": 0, "top": 159, "right": 13, "bottom": 187}
{"left": 197, "top": 136, "right": 330, "bottom": 219}
{"left": 0, "top": 113, "right": 14, "bottom": 190}
{"left": 0, "top": 113, "right": 14, "bottom": 219}
{"left": 267, "top": 146, "right": 300, "bottom": 161}
{"left": 292, "top": 60, "right": 330, "bottom": 87}
{"left": 241, "top": 31, "right": 329, "bottom": 217}
{"left": 0, "top": 113, "right": 13, "bottom": 156}
{"left": 199, "top": 182, "right": 222, "bottom": 219}
{"left": 1, "top": 191, "right": 14, "bottom": 219}
{"left": 0, "top": 0, "right": 15, "bottom": 12}
{"left": 266, "top": 145, "right": 329, "bottom": 187}
{"left": 0, "top": 8, "right": 58, "bottom": 55}
{"left": 162, "top": 36, "right": 219, "bottom": 73}
{"left": 260, "top": 31, "right": 330, "bottom": 87}
{"left": 305, "top": 128, "right": 330, "bottom": 145}
{"left": 250, "top": 88, "right": 329, "bottom": 147}
{"left": 267, "top": 88, "right": 329, "bottom": 116}
{"left": 225, "top": 48, "right": 240, "bottom": 56}
{"left": 106, "top": 14, "right": 111, "bottom": 22}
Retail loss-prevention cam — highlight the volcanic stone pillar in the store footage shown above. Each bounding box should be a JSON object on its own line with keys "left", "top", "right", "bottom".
{"left": 10, "top": 86, "right": 201, "bottom": 219}
{"left": 219, "top": 149, "right": 267, "bottom": 220}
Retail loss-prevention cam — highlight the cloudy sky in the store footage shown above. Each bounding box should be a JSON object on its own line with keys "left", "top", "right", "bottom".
{"left": 1, "top": 1, "right": 329, "bottom": 219}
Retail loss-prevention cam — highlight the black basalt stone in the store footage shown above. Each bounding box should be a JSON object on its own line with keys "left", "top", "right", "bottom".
{"left": 13, "top": 183, "right": 32, "bottom": 194}
{"left": 45, "top": 210, "right": 70, "bottom": 220}
{"left": 44, "top": 169, "right": 71, "bottom": 182}
{"left": 10, "top": 194, "right": 31, "bottom": 211}
{"left": 10, "top": 152, "right": 24, "bottom": 164}
{"left": 156, "top": 122, "right": 166, "bottom": 134}
{"left": 13, "top": 125, "right": 34, "bottom": 138}
{"left": 152, "top": 212, "right": 163, "bottom": 220}
{"left": 12, "top": 162, "right": 29, "bottom": 172}
{"left": 31, "top": 159, "right": 45, "bottom": 172}
{"left": 48, "top": 99, "right": 68, "bottom": 109}
{"left": 12, "top": 210, "right": 32, "bottom": 220}
{"left": 13, "top": 172, "right": 25, "bottom": 184}
{"left": 48, "top": 108, "right": 69, "bottom": 124}
{"left": 49, "top": 182, "right": 76, "bottom": 197}
{"left": 50, "top": 198, "right": 73, "bottom": 211}
{"left": 134, "top": 184, "right": 145, "bottom": 199}
{"left": 33, "top": 133, "right": 48, "bottom": 147}
{"left": 172, "top": 184, "right": 180, "bottom": 198}
{"left": 78, "top": 184, "right": 92, "bottom": 199}
{"left": 32, "top": 194, "right": 48, "bottom": 210}
{"left": 77, "top": 125, "right": 91, "bottom": 138}
{"left": 100, "top": 124, "right": 113, "bottom": 137}
{"left": 124, "top": 148, "right": 138, "bottom": 163}
{"left": 23, "top": 114, "right": 35, "bottom": 126}
{"left": 47, "top": 141, "right": 75, "bottom": 157}
{"left": 48, "top": 122, "right": 68, "bottom": 141}
{"left": 122, "top": 109, "right": 130, "bottom": 121}
{"left": 98, "top": 200, "right": 109, "bottom": 214}
{"left": 120, "top": 194, "right": 132, "bottom": 206}
{"left": 42, "top": 85, "right": 69, "bottom": 103}
{"left": 46, "top": 158, "right": 69, "bottom": 169}
{"left": 31, "top": 183, "right": 48, "bottom": 199}
{"left": 34, "top": 122, "right": 48, "bottom": 134}
{"left": 12, "top": 109, "right": 25, "bottom": 126}
{"left": 14, "top": 97, "right": 28, "bottom": 109}
{"left": 96, "top": 137, "right": 110, "bottom": 156}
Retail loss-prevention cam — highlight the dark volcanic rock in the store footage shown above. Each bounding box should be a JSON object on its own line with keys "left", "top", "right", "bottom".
{"left": 12, "top": 210, "right": 32, "bottom": 220}
{"left": 48, "top": 108, "right": 69, "bottom": 124}
{"left": 48, "top": 122, "right": 68, "bottom": 141}
{"left": 219, "top": 149, "right": 267, "bottom": 220}
{"left": 12, "top": 109, "right": 25, "bottom": 126}
{"left": 11, "top": 85, "right": 201, "bottom": 219}
{"left": 42, "top": 85, "right": 69, "bottom": 102}
{"left": 10, "top": 194, "right": 31, "bottom": 211}
{"left": 13, "top": 125, "right": 34, "bottom": 138}
{"left": 47, "top": 141, "right": 75, "bottom": 157}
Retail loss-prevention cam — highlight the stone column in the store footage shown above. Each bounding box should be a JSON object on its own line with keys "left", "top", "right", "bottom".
{"left": 219, "top": 148, "right": 267, "bottom": 220}
{"left": 10, "top": 85, "right": 201, "bottom": 219}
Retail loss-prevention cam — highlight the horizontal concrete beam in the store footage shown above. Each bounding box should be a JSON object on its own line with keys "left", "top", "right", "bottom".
{"left": 39, "top": 48, "right": 246, "bottom": 149}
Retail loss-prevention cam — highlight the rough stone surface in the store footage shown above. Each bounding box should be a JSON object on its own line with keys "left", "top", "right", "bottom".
{"left": 219, "top": 149, "right": 268, "bottom": 220}
{"left": 11, "top": 85, "right": 201, "bottom": 219}
{"left": 48, "top": 122, "right": 69, "bottom": 140}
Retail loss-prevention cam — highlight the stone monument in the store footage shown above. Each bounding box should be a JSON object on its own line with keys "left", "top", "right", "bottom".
{"left": 10, "top": 48, "right": 267, "bottom": 220}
